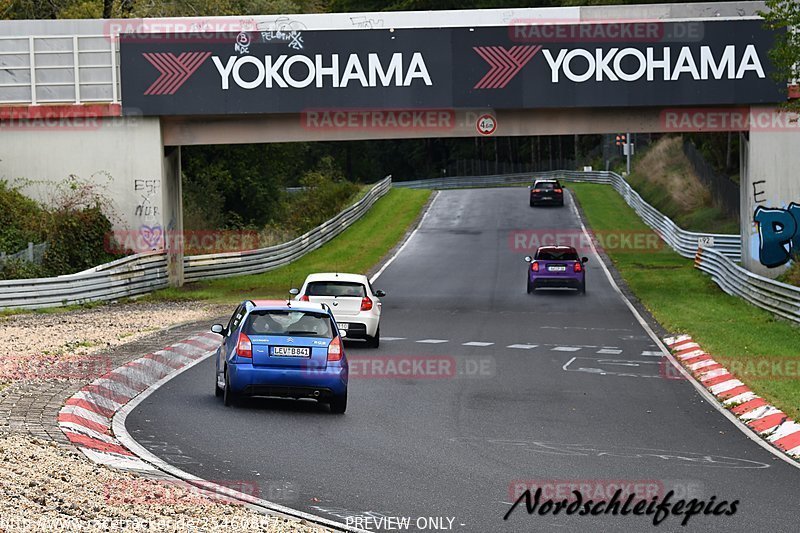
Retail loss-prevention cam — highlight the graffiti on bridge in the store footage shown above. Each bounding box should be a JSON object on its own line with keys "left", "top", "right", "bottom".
{"left": 754, "top": 203, "right": 800, "bottom": 268}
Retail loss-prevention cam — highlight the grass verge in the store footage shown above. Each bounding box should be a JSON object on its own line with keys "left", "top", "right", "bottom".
{"left": 144, "top": 188, "right": 431, "bottom": 305}
{"left": 569, "top": 182, "right": 800, "bottom": 421}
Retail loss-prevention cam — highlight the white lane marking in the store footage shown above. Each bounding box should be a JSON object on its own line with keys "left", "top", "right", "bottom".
{"left": 380, "top": 337, "right": 406, "bottom": 341}
{"left": 416, "top": 339, "right": 449, "bottom": 344}
{"left": 641, "top": 350, "right": 663, "bottom": 356}
{"left": 563, "top": 357, "right": 663, "bottom": 378}
{"left": 567, "top": 189, "right": 800, "bottom": 470}
{"left": 552, "top": 346, "right": 581, "bottom": 352}
{"left": 370, "top": 191, "right": 439, "bottom": 284}
{"left": 597, "top": 348, "right": 623, "bottom": 355}
{"left": 507, "top": 344, "right": 538, "bottom": 349}
{"left": 463, "top": 341, "right": 494, "bottom": 347}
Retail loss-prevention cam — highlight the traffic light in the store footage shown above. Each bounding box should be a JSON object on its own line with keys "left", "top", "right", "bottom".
{"left": 615, "top": 134, "right": 627, "bottom": 146}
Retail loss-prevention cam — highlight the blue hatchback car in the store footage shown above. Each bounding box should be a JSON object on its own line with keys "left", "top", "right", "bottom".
{"left": 212, "top": 299, "right": 348, "bottom": 413}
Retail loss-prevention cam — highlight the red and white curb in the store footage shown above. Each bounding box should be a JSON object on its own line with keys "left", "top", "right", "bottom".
{"left": 664, "top": 334, "right": 800, "bottom": 461}
{"left": 57, "top": 332, "right": 221, "bottom": 472}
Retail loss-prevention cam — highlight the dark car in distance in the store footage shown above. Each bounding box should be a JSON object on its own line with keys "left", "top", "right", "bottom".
{"left": 525, "top": 246, "right": 588, "bottom": 294}
{"left": 529, "top": 179, "right": 564, "bottom": 207}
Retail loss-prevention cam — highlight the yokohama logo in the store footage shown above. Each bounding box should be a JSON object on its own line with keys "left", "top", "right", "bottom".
{"left": 143, "top": 52, "right": 211, "bottom": 95}
{"left": 473, "top": 45, "right": 541, "bottom": 89}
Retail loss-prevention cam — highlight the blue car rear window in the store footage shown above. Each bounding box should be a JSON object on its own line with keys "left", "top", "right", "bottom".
{"left": 244, "top": 310, "right": 333, "bottom": 338}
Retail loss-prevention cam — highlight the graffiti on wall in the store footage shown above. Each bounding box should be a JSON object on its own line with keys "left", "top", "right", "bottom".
{"left": 753, "top": 203, "right": 800, "bottom": 268}
{"left": 134, "top": 178, "right": 162, "bottom": 250}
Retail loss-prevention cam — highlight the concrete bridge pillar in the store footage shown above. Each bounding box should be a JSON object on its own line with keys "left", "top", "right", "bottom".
{"left": 162, "top": 146, "right": 184, "bottom": 287}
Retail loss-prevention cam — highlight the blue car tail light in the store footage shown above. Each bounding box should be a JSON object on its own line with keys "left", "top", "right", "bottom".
{"left": 237, "top": 332, "right": 252, "bottom": 358}
{"left": 327, "top": 336, "right": 343, "bottom": 362}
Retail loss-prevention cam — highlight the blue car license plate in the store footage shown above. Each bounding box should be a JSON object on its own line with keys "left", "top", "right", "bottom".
{"left": 271, "top": 346, "right": 311, "bottom": 357}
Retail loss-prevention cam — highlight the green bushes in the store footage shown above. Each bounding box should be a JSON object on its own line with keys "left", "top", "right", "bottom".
{"left": 282, "top": 158, "right": 361, "bottom": 234}
{"left": 0, "top": 177, "right": 121, "bottom": 280}
{"left": 41, "top": 205, "right": 117, "bottom": 275}
{"left": 183, "top": 154, "right": 363, "bottom": 246}
{"left": 0, "top": 182, "right": 46, "bottom": 254}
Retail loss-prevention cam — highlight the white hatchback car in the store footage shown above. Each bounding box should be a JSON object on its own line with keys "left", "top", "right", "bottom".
{"left": 291, "top": 273, "right": 384, "bottom": 347}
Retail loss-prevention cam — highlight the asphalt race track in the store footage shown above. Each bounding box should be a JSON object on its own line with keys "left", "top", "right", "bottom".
{"left": 127, "top": 188, "right": 799, "bottom": 532}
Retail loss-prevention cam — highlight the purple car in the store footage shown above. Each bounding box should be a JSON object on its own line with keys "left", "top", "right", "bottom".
{"left": 525, "top": 245, "right": 588, "bottom": 294}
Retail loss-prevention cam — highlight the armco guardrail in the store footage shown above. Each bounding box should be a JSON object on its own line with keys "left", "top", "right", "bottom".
{"left": 0, "top": 251, "right": 168, "bottom": 310}
{"left": 183, "top": 177, "right": 391, "bottom": 281}
{"left": 695, "top": 247, "right": 800, "bottom": 324}
{"left": 396, "top": 171, "right": 741, "bottom": 261}
{"left": 0, "top": 177, "right": 391, "bottom": 310}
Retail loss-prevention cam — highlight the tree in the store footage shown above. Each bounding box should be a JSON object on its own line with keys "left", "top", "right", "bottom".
{"left": 761, "top": 0, "right": 800, "bottom": 110}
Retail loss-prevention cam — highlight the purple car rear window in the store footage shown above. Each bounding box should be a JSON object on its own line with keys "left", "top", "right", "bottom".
{"left": 534, "top": 182, "right": 558, "bottom": 190}
{"left": 537, "top": 249, "right": 579, "bottom": 261}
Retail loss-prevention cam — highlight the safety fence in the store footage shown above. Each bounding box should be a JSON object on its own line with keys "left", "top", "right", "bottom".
{"left": 0, "top": 177, "right": 391, "bottom": 310}
{"left": 399, "top": 171, "right": 800, "bottom": 324}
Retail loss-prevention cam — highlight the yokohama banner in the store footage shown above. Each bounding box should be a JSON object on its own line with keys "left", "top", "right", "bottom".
{"left": 120, "top": 19, "right": 783, "bottom": 116}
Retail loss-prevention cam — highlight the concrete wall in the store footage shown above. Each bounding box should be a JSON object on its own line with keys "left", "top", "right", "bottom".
{"left": 741, "top": 106, "right": 800, "bottom": 277}
{"left": 0, "top": 115, "right": 167, "bottom": 253}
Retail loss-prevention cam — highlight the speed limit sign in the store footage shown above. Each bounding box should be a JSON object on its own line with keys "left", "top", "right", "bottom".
{"left": 476, "top": 114, "right": 497, "bottom": 136}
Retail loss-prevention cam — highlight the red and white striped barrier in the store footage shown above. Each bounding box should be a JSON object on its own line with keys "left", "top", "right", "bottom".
{"left": 58, "top": 332, "right": 221, "bottom": 471}
{"left": 664, "top": 334, "right": 800, "bottom": 460}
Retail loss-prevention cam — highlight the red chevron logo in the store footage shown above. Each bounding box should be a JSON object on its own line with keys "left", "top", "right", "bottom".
{"left": 142, "top": 52, "right": 212, "bottom": 96}
{"left": 473, "top": 45, "right": 541, "bottom": 89}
